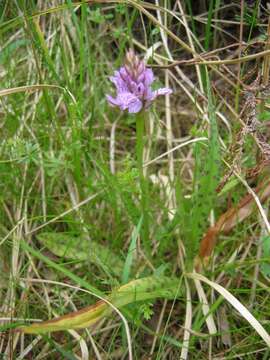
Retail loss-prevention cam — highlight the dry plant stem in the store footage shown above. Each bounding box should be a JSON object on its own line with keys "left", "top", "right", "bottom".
{"left": 150, "top": 299, "right": 168, "bottom": 356}
{"left": 159, "top": 0, "right": 174, "bottom": 181}
{"left": 68, "top": 329, "right": 89, "bottom": 360}
{"left": 176, "top": 0, "right": 204, "bottom": 94}
{"left": 88, "top": 332, "right": 103, "bottom": 360}
{"left": 152, "top": 48, "right": 270, "bottom": 68}
{"left": 151, "top": 1, "right": 205, "bottom": 99}
{"left": 180, "top": 277, "right": 192, "bottom": 360}
{"left": 260, "top": 16, "right": 270, "bottom": 116}
{"left": 249, "top": 206, "right": 268, "bottom": 309}
{"left": 16, "top": 336, "right": 42, "bottom": 360}
{"left": 235, "top": 0, "right": 244, "bottom": 113}
{"left": 153, "top": 0, "right": 178, "bottom": 214}
{"left": 215, "top": 348, "right": 269, "bottom": 360}
{"left": 0, "top": 84, "right": 75, "bottom": 100}
{"left": 193, "top": 276, "right": 217, "bottom": 335}
{"left": 144, "top": 137, "right": 208, "bottom": 168}
{"left": 262, "top": 16, "right": 270, "bottom": 86}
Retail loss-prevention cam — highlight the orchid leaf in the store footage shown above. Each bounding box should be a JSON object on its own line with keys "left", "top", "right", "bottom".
{"left": 37, "top": 232, "right": 124, "bottom": 276}
{"left": 19, "top": 276, "right": 182, "bottom": 334}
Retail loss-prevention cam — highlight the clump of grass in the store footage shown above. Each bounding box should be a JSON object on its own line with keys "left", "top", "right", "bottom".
{"left": 1, "top": 1, "right": 270, "bottom": 358}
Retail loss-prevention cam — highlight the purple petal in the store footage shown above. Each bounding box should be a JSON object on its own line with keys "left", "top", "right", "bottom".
{"left": 137, "top": 73, "right": 145, "bottom": 83}
{"left": 129, "top": 80, "right": 138, "bottom": 93}
{"left": 109, "top": 71, "right": 129, "bottom": 92}
{"left": 117, "top": 92, "right": 137, "bottom": 107}
{"left": 144, "top": 87, "right": 172, "bottom": 108}
{"left": 107, "top": 92, "right": 142, "bottom": 113}
{"left": 144, "top": 88, "right": 154, "bottom": 101}
{"left": 119, "top": 67, "right": 130, "bottom": 81}
{"left": 117, "top": 92, "right": 142, "bottom": 113}
{"left": 127, "top": 98, "right": 142, "bottom": 113}
{"left": 106, "top": 94, "right": 120, "bottom": 107}
{"left": 137, "top": 83, "right": 145, "bottom": 96}
{"left": 144, "top": 68, "right": 155, "bottom": 86}
{"left": 151, "top": 87, "right": 172, "bottom": 100}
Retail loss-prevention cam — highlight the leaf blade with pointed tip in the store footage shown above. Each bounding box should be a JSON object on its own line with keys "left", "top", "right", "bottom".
{"left": 18, "top": 276, "right": 182, "bottom": 334}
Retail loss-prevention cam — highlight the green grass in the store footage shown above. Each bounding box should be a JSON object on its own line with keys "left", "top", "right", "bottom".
{"left": 1, "top": 0, "right": 270, "bottom": 358}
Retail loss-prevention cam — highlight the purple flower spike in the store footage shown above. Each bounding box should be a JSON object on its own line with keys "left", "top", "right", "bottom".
{"left": 106, "top": 49, "right": 172, "bottom": 113}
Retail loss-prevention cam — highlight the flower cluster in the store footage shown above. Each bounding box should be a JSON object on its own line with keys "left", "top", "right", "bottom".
{"left": 106, "top": 50, "right": 172, "bottom": 113}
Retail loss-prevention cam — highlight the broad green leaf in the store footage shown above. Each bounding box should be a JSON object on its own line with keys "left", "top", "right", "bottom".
{"left": 19, "top": 276, "right": 182, "bottom": 334}
{"left": 37, "top": 232, "right": 124, "bottom": 276}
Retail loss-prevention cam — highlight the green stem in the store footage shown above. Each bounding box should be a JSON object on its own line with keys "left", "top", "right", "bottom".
{"left": 136, "top": 112, "right": 150, "bottom": 252}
